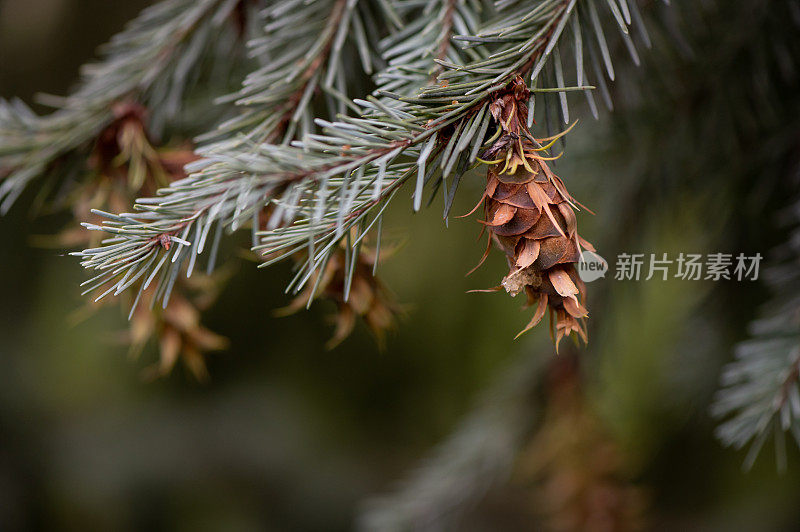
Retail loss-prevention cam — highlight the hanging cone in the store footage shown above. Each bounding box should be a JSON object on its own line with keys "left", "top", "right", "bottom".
{"left": 475, "top": 76, "right": 593, "bottom": 349}
{"left": 258, "top": 208, "right": 403, "bottom": 350}
{"left": 277, "top": 244, "right": 403, "bottom": 350}
{"left": 518, "top": 354, "right": 647, "bottom": 530}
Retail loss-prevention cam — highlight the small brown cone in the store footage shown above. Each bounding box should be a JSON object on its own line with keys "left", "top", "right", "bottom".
{"left": 65, "top": 102, "right": 224, "bottom": 380}
{"left": 278, "top": 245, "right": 402, "bottom": 349}
{"left": 475, "top": 76, "right": 593, "bottom": 348}
{"left": 129, "top": 275, "right": 229, "bottom": 382}
{"left": 518, "top": 355, "right": 647, "bottom": 531}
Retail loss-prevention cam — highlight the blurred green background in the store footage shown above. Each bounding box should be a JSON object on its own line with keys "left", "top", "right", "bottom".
{"left": 1, "top": 1, "right": 799, "bottom": 530}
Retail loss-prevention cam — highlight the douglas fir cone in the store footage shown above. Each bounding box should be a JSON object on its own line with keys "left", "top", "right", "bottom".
{"left": 473, "top": 77, "right": 594, "bottom": 349}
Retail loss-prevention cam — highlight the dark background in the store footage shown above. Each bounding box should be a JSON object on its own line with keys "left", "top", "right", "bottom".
{"left": 1, "top": 1, "right": 799, "bottom": 530}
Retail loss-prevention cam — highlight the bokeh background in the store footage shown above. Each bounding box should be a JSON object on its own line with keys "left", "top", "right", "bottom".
{"left": 1, "top": 1, "right": 800, "bottom": 530}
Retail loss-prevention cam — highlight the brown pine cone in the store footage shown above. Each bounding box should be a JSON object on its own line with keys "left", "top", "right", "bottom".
{"left": 277, "top": 245, "right": 402, "bottom": 349}
{"left": 474, "top": 76, "right": 594, "bottom": 349}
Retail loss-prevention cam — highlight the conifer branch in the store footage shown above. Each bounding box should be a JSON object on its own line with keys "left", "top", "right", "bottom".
{"left": 376, "top": 0, "right": 484, "bottom": 97}
{"left": 207, "top": 0, "right": 399, "bottom": 148}
{"left": 75, "top": 0, "right": 644, "bottom": 314}
{"left": 0, "top": 0, "right": 256, "bottom": 214}
{"left": 713, "top": 189, "right": 800, "bottom": 470}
